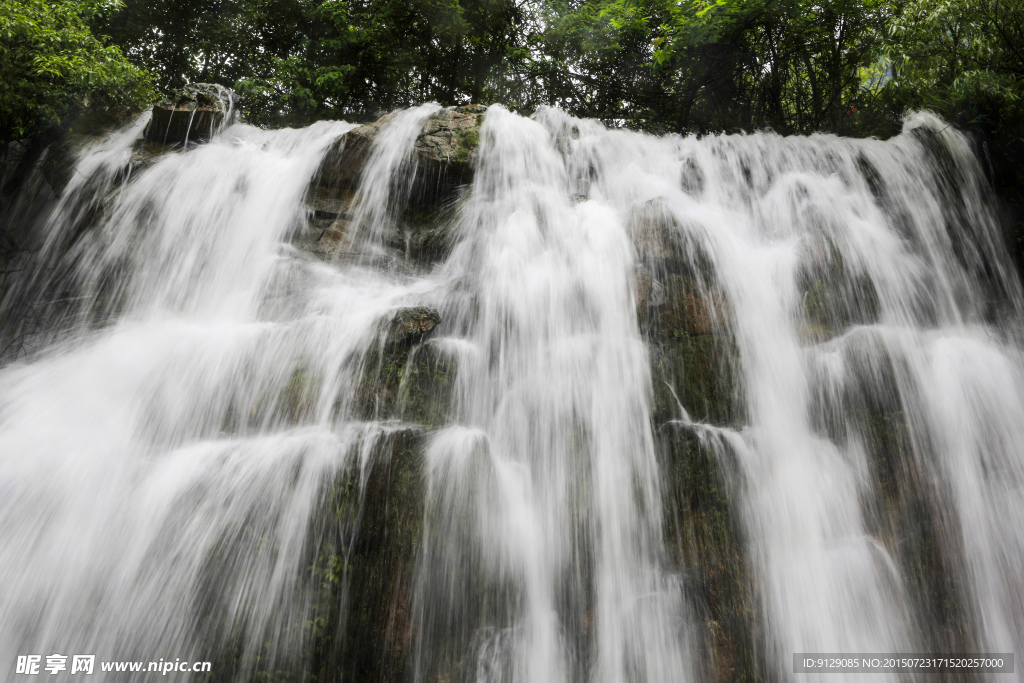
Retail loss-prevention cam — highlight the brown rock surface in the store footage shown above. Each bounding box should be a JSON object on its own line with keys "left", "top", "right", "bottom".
{"left": 145, "top": 84, "right": 235, "bottom": 144}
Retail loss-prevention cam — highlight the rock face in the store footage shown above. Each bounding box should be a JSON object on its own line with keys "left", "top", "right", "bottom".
{"left": 413, "top": 104, "right": 485, "bottom": 179}
{"left": 387, "top": 307, "right": 441, "bottom": 351}
{"left": 316, "top": 104, "right": 485, "bottom": 191}
{"left": 627, "top": 199, "right": 759, "bottom": 681}
{"left": 145, "top": 84, "right": 236, "bottom": 145}
{"left": 629, "top": 198, "right": 743, "bottom": 427}
{"left": 315, "top": 113, "right": 398, "bottom": 191}
{"left": 304, "top": 105, "right": 485, "bottom": 265}
{"left": 353, "top": 306, "right": 453, "bottom": 427}
{"left": 658, "top": 421, "right": 761, "bottom": 683}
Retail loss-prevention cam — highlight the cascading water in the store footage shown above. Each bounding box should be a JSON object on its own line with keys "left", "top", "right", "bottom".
{"left": 0, "top": 103, "right": 1021, "bottom": 682}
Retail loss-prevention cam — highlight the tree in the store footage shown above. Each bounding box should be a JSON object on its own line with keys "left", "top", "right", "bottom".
{"left": 0, "top": 0, "right": 155, "bottom": 144}
{"left": 886, "top": 0, "right": 1024, "bottom": 116}
{"left": 885, "top": 0, "right": 1024, "bottom": 268}
{"left": 96, "top": 0, "right": 531, "bottom": 125}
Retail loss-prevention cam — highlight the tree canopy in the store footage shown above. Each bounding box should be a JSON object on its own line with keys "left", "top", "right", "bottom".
{"left": 4, "top": 0, "right": 1024, "bottom": 147}
{"left": 0, "top": 0, "right": 154, "bottom": 144}
{"left": 65, "top": 0, "right": 1018, "bottom": 143}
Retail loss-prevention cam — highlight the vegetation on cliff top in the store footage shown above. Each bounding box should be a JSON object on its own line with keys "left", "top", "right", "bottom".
{"left": 2, "top": 0, "right": 1021, "bottom": 142}
{"left": 4, "top": 0, "right": 1024, "bottom": 267}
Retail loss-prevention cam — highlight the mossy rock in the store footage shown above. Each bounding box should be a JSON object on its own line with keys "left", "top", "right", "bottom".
{"left": 145, "top": 83, "right": 236, "bottom": 144}
{"left": 275, "top": 368, "right": 322, "bottom": 425}
{"left": 642, "top": 273, "right": 744, "bottom": 426}
{"left": 797, "top": 238, "right": 880, "bottom": 343}
{"left": 352, "top": 307, "right": 455, "bottom": 428}
{"left": 305, "top": 106, "right": 483, "bottom": 266}
{"left": 215, "top": 429, "right": 428, "bottom": 682}
{"left": 314, "top": 104, "right": 484, "bottom": 196}
{"left": 806, "top": 332, "right": 974, "bottom": 652}
{"left": 413, "top": 104, "right": 486, "bottom": 178}
{"left": 658, "top": 422, "right": 763, "bottom": 683}
{"left": 331, "top": 428, "right": 426, "bottom": 682}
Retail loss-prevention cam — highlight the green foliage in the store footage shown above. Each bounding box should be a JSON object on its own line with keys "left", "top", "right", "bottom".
{"left": 10, "top": 0, "right": 1024, "bottom": 160}
{"left": 76, "top": 0, "right": 1024, "bottom": 147}
{"left": 884, "top": 0, "right": 1024, "bottom": 270}
{"left": 0, "top": 0, "right": 154, "bottom": 143}
{"left": 530, "top": 0, "right": 894, "bottom": 134}
{"left": 97, "top": 0, "right": 532, "bottom": 125}
{"left": 887, "top": 0, "right": 1024, "bottom": 109}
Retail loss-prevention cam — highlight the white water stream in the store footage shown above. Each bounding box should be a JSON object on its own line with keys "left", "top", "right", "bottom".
{"left": 0, "top": 105, "right": 1021, "bottom": 682}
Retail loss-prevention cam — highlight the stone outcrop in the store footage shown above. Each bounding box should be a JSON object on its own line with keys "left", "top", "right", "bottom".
{"left": 628, "top": 196, "right": 762, "bottom": 682}
{"left": 145, "top": 83, "right": 236, "bottom": 145}
{"left": 304, "top": 104, "right": 486, "bottom": 265}
{"left": 315, "top": 104, "right": 485, "bottom": 191}
{"left": 354, "top": 306, "right": 454, "bottom": 427}
{"left": 387, "top": 306, "right": 441, "bottom": 351}
{"left": 628, "top": 198, "right": 743, "bottom": 427}
{"left": 315, "top": 113, "right": 398, "bottom": 191}
{"left": 413, "top": 104, "right": 485, "bottom": 180}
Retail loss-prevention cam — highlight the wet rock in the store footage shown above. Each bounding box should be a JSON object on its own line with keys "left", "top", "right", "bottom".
{"left": 145, "top": 84, "right": 236, "bottom": 145}
{"left": 386, "top": 306, "right": 441, "bottom": 352}
{"left": 299, "top": 216, "right": 353, "bottom": 261}
{"left": 797, "top": 236, "right": 880, "bottom": 342}
{"left": 628, "top": 199, "right": 743, "bottom": 426}
{"left": 297, "top": 185, "right": 359, "bottom": 261}
{"left": 261, "top": 428, "right": 427, "bottom": 681}
{"left": 681, "top": 157, "right": 705, "bottom": 197}
{"left": 273, "top": 368, "right": 321, "bottom": 425}
{"left": 354, "top": 340, "right": 455, "bottom": 427}
{"left": 646, "top": 317, "right": 743, "bottom": 427}
{"left": 353, "top": 307, "right": 453, "bottom": 426}
{"left": 392, "top": 342, "right": 457, "bottom": 428}
{"left": 628, "top": 197, "right": 717, "bottom": 281}
{"left": 658, "top": 422, "right": 762, "bottom": 683}
{"left": 307, "top": 184, "right": 356, "bottom": 219}
{"left": 127, "top": 139, "right": 179, "bottom": 175}
{"left": 315, "top": 113, "right": 397, "bottom": 191}
{"left": 304, "top": 105, "right": 483, "bottom": 267}
{"left": 413, "top": 103, "right": 486, "bottom": 180}
{"left": 315, "top": 104, "right": 485, "bottom": 193}
{"left": 337, "top": 428, "right": 426, "bottom": 682}
{"left": 807, "top": 335, "right": 974, "bottom": 653}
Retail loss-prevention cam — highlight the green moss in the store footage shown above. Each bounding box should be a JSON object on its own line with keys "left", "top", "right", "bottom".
{"left": 449, "top": 127, "right": 480, "bottom": 164}
{"left": 457, "top": 127, "right": 479, "bottom": 150}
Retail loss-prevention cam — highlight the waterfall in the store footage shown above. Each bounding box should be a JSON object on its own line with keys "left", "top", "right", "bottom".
{"left": 0, "top": 105, "right": 1021, "bottom": 682}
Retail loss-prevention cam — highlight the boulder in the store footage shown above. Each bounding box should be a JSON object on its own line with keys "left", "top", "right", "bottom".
{"left": 315, "top": 112, "right": 398, "bottom": 190}
{"left": 304, "top": 105, "right": 485, "bottom": 266}
{"left": 413, "top": 104, "right": 486, "bottom": 178}
{"left": 315, "top": 104, "right": 485, "bottom": 192}
{"left": 387, "top": 306, "right": 441, "bottom": 351}
{"left": 145, "top": 84, "right": 236, "bottom": 145}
